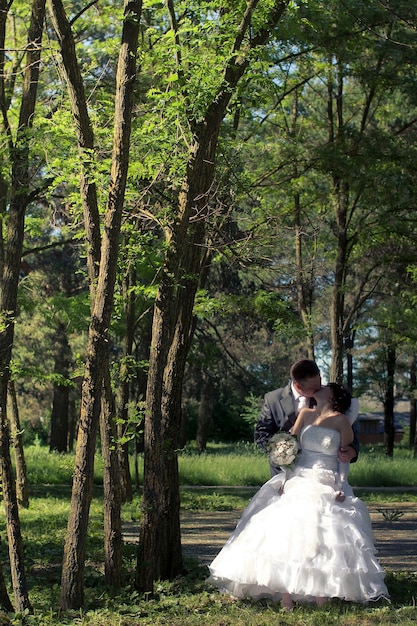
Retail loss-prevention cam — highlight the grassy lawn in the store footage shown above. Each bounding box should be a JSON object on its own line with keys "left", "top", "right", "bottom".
{"left": 1, "top": 443, "right": 416, "bottom": 624}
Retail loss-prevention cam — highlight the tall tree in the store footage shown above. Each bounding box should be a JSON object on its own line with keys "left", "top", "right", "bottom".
{"left": 100, "top": 365, "right": 123, "bottom": 589}
{"left": 136, "top": 0, "right": 290, "bottom": 593}
{"left": 410, "top": 355, "right": 417, "bottom": 452}
{"left": 8, "top": 380, "right": 29, "bottom": 509}
{"left": 250, "top": 0, "right": 417, "bottom": 384}
{"left": 47, "top": 0, "right": 143, "bottom": 608}
{"left": 0, "top": 0, "right": 47, "bottom": 612}
{"left": 49, "top": 321, "right": 72, "bottom": 451}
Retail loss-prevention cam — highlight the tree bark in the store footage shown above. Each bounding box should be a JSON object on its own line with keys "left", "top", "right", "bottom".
{"left": 8, "top": 380, "right": 29, "bottom": 509}
{"left": 345, "top": 331, "right": 355, "bottom": 392}
{"left": 49, "top": 322, "right": 71, "bottom": 452}
{"left": 292, "top": 92, "right": 315, "bottom": 359}
{"left": 0, "top": 556, "right": 13, "bottom": 613}
{"left": 326, "top": 62, "right": 348, "bottom": 383}
{"left": 67, "top": 392, "right": 76, "bottom": 452}
{"left": 116, "top": 259, "right": 136, "bottom": 503}
{"left": 136, "top": 214, "right": 204, "bottom": 592}
{"left": 46, "top": 0, "right": 101, "bottom": 292}
{"left": 136, "top": 0, "right": 290, "bottom": 593}
{"left": 51, "top": 0, "right": 142, "bottom": 608}
{"left": 100, "top": 367, "right": 122, "bottom": 589}
{"left": 132, "top": 311, "right": 153, "bottom": 490}
{"left": 409, "top": 354, "right": 416, "bottom": 452}
{"left": 196, "top": 368, "right": 214, "bottom": 452}
{"left": 330, "top": 179, "right": 349, "bottom": 384}
{"left": 0, "top": 0, "right": 46, "bottom": 612}
{"left": 383, "top": 344, "right": 396, "bottom": 458}
{"left": 45, "top": 1, "right": 103, "bottom": 602}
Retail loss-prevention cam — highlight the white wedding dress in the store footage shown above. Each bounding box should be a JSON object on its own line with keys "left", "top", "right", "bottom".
{"left": 208, "top": 425, "right": 389, "bottom": 604}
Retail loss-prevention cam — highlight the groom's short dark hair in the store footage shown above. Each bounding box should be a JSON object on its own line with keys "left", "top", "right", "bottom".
{"left": 290, "top": 359, "right": 320, "bottom": 382}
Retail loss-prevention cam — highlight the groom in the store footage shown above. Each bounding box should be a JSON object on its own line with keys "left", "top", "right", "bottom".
{"left": 254, "top": 358, "right": 360, "bottom": 476}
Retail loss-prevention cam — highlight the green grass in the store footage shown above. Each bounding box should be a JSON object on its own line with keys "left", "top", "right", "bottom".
{"left": 349, "top": 445, "right": 417, "bottom": 488}
{"left": 177, "top": 441, "right": 417, "bottom": 488}
{"left": 23, "top": 440, "right": 417, "bottom": 489}
{"left": 178, "top": 442, "right": 268, "bottom": 485}
{"left": 24, "top": 445, "right": 105, "bottom": 485}
{"left": 3, "top": 443, "right": 416, "bottom": 624}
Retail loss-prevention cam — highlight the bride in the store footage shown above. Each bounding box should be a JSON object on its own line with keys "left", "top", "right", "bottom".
{"left": 207, "top": 383, "right": 389, "bottom": 610}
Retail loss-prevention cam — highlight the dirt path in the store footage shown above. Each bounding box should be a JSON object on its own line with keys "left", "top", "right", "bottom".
{"left": 124, "top": 501, "right": 417, "bottom": 573}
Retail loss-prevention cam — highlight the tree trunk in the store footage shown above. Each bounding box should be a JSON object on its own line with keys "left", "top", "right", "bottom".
{"left": 45, "top": 2, "right": 103, "bottom": 601}
{"left": 330, "top": 178, "right": 349, "bottom": 384}
{"left": 101, "top": 366, "right": 122, "bottom": 589}
{"left": 383, "top": 345, "right": 396, "bottom": 458}
{"left": 49, "top": 322, "right": 71, "bottom": 452}
{"left": 46, "top": 0, "right": 101, "bottom": 292}
{"left": 67, "top": 392, "right": 76, "bottom": 452}
{"left": 135, "top": 0, "right": 290, "bottom": 594}
{"left": 0, "top": 556, "right": 13, "bottom": 613}
{"left": 0, "top": 0, "right": 46, "bottom": 612}
{"left": 0, "top": 388, "right": 24, "bottom": 612}
{"left": 52, "top": 0, "right": 142, "bottom": 608}
{"left": 116, "top": 260, "right": 136, "bottom": 503}
{"left": 327, "top": 63, "right": 349, "bottom": 384}
{"left": 8, "top": 380, "right": 29, "bottom": 509}
{"left": 134, "top": 425, "right": 142, "bottom": 491}
{"left": 414, "top": 412, "right": 417, "bottom": 459}
{"left": 133, "top": 310, "right": 153, "bottom": 456}
{"left": 345, "top": 331, "right": 355, "bottom": 392}
{"left": 136, "top": 210, "right": 205, "bottom": 593}
{"left": 292, "top": 93, "right": 315, "bottom": 359}
{"left": 409, "top": 354, "right": 416, "bottom": 451}
{"left": 196, "top": 369, "right": 214, "bottom": 452}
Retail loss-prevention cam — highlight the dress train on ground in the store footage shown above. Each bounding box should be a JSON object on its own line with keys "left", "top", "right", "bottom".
{"left": 207, "top": 425, "right": 389, "bottom": 605}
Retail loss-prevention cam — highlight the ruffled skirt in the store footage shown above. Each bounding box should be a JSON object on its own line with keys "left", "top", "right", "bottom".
{"left": 207, "top": 470, "right": 389, "bottom": 604}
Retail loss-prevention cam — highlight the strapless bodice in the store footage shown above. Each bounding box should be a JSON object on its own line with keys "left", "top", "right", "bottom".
{"left": 297, "top": 425, "right": 340, "bottom": 472}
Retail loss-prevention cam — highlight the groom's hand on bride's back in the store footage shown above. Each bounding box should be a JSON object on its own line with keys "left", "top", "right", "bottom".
{"left": 338, "top": 446, "right": 356, "bottom": 463}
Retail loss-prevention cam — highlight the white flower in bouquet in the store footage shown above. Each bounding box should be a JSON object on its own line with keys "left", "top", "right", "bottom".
{"left": 267, "top": 432, "right": 299, "bottom": 468}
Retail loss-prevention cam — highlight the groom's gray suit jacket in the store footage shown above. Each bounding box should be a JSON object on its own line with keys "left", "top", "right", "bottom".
{"left": 254, "top": 382, "right": 297, "bottom": 453}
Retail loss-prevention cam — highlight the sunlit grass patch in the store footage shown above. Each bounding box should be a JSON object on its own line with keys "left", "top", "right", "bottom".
{"left": 178, "top": 451, "right": 267, "bottom": 486}
{"left": 23, "top": 440, "right": 417, "bottom": 491}
{"left": 24, "top": 445, "right": 104, "bottom": 485}
{"left": 180, "top": 487, "right": 255, "bottom": 511}
{"left": 177, "top": 441, "right": 417, "bottom": 489}
{"left": 348, "top": 445, "right": 417, "bottom": 488}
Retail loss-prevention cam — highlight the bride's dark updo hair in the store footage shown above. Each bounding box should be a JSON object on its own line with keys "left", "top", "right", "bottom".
{"left": 328, "top": 383, "right": 352, "bottom": 414}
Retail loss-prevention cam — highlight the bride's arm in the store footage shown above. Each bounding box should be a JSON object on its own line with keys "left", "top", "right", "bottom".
{"left": 291, "top": 407, "right": 310, "bottom": 437}
{"left": 339, "top": 414, "right": 354, "bottom": 449}
{"left": 335, "top": 415, "right": 354, "bottom": 502}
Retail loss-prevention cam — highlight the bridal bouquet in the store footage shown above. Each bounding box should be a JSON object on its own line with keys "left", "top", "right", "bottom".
{"left": 267, "top": 432, "right": 299, "bottom": 468}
